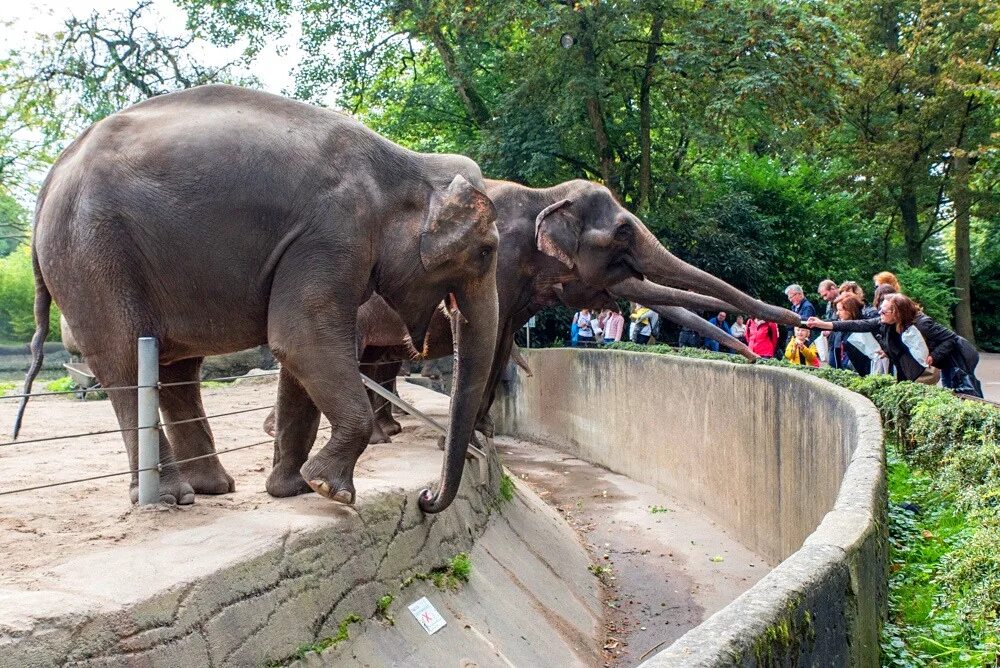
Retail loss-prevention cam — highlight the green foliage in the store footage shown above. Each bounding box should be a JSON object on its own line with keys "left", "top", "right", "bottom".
{"left": 883, "top": 444, "right": 997, "bottom": 666}
{"left": 268, "top": 613, "right": 362, "bottom": 666}
{"left": 45, "top": 376, "right": 75, "bottom": 393}
{"left": 375, "top": 594, "right": 394, "bottom": 624}
{"left": 893, "top": 266, "right": 958, "bottom": 326}
{"left": 401, "top": 552, "right": 471, "bottom": 591}
{"left": 499, "top": 473, "right": 515, "bottom": 503}
{"left": 0, "top": 245, "right": 60, "bottom": 342}
{"left": 449, "top": 552, "right": 471, "bottom": 583}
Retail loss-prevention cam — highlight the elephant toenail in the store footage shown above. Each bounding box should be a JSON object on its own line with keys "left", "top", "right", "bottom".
{"left": 332, "top": 489, "right": 354, "bottom": 505}
{"left": 308, "top": 479, "right": 331, "bottom": 498}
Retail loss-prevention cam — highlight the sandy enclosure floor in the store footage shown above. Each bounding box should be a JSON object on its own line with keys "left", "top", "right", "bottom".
{"left": 0, "top": 377, "right": 451, "bottom": 587}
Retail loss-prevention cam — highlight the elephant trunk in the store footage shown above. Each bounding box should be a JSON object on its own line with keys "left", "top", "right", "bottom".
{"left": 419, "top": 276, "right": 498, "bottom": 514}
{"left": 611, "top": 277, "right": 737, "bottom": 313}
{"left": 654, "top": 306, "right": 759, "bottom": 362}
{"left": 631, "top": 225, "right": 801, "bottom": 326}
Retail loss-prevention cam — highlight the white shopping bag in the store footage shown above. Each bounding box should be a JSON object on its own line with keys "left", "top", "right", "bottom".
{"left": 901, "top": 326, "right": 930, "bottom": 368}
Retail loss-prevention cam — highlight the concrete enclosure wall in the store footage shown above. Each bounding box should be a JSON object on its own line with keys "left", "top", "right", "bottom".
{"left": 494, "top": 349, "right": 886, "bottom": 666}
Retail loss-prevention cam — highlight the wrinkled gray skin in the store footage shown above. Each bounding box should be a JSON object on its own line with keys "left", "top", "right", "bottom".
{"left": 15, "top": 84, "right": 500, "bottom": 514}
{"left": 263, "top": 178, "right": 797, "bottom": 444}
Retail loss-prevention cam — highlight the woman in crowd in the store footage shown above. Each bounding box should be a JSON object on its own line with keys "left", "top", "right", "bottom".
{"left": 872, "top": 283, "right": 896, "bottom": 311}
{"left": 573, "top": 308, "right": 596, "bottom": 347}
{"left": 746, "top": 317, "right": 780, "bottom": 358}
{"left": 834, "top": 294, "right": 886, "bottom": 375}
{"left": 784, "top": 327, "right": 820, "bottom": 367}
{"left": 602, "top": 308, "right": 625, "bottom": 344}
{"left": 874, "top": 271, "right": 901, "bottom": 293}
{"left": 630, "top": 304, "right": 657, "bottom": 344}
{"left": 807, "top": 294, "right": 982, "bottom": 395}
{"left": 730, "top": 315, "right": 747, "bottom": 343}
{"left": 838, "top": 281, "right": 879, "bottom": 318}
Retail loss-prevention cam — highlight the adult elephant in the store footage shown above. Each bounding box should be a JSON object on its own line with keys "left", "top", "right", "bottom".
{"left": 264, "top": 178, "right": 798, "bottom": 448}
{"left": 15, "top": 84, "right": 500, "bottom": 514}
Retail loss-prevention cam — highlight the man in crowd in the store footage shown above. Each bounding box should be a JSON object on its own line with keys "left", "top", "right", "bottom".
{"left": 818, "top": 279, "right": 844, "bottom": 368}
{"left": 704, "top": 311, "right": 732, "bottom": 352}
{"left": 784, "top": 284, "right": 817, "bottom": 349}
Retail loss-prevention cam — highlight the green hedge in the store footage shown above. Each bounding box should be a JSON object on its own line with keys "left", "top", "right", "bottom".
{"left": 606, "top": 342, "right": 1000, "bottom": 661}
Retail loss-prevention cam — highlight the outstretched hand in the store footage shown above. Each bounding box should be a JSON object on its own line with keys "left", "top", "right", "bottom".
{"left": 804, "top": 316, "right": 827, "bottom": 329}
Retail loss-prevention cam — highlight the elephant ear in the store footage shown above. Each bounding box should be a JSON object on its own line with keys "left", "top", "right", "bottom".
{"left": 535, "top": 198, "right": 579, "bottom": 268}
{"left": 421, "top": 175, "right": 496, "bottom": 270}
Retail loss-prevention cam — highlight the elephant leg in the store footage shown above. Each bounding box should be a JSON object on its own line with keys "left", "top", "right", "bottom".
{"left": 363, "top": 359, "right": 392, "bottom": 445}
{"left": 87, "top": 349, "right": 195, "bottom": 505}
{"left": 266, "top": 367, "right": 320, "bottom": 497}
{"left": 371, "top": 360, "right": 403, "bottom": 438}
{"left": 271, "top": 335, "right": 371, "bottom": 503}
{"left": 159, "top": 358, "right": 236, "bottom": 495}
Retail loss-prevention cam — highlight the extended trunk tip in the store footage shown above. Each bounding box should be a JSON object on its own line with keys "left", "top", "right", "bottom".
{"left": 418, "top": 487, "right": 446, "bottom": 514}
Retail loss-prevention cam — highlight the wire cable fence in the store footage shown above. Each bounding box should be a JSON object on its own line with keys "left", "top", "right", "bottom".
{"left": 0, "top": 339, "right": 417, "bottom": 499}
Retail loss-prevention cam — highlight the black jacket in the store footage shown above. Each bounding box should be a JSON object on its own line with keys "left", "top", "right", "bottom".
{"left": 832, "top": 314, "right": 973, "bottom": 381}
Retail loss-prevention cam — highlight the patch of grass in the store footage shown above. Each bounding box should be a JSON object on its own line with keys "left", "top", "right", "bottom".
{"left": 268, "top": 613, "right": 362, "bottom": 666}
{"left": 0, "top": 381, "right": 16, "bottom": 396}
{"left": 45, "top": 375, "right": 75, "bottom": 393}
{"left": 588, "top": 564, "right": 613, "bottom": 581}
{"left": 375, "top": 594, "right": 394, "bottom": 624}
{"left": 648, "top": 505, "right": 671, "bottom": 514}
{"left": 401, "top": 552, "right": 472, "bottom": 591}
{"left": 449, "top": 552, "right": 471, "bottom": 582}
{"left": 499, "top": 472, "right": 515, "bottom": 502}
{"left": 200, "top": 380, "right": 233, "bottom": 389}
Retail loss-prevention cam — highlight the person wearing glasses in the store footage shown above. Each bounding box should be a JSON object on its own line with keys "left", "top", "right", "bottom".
{"left": 806, "top": 294, "right": 982, "bottom": 396}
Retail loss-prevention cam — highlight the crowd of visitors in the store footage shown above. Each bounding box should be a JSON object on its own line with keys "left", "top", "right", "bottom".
{"left": 570, "top": 306, "right": 628, "bottom": 346}
{"left": 569, "top": 304, "right": 657, "bottom": 346}
{"left": 567, "top": 270, "right": 984, "bottom": 398}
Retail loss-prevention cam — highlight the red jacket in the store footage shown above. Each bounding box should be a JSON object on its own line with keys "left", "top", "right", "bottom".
{"left": 747, "top": 320, "right": 779, "bottom": 358}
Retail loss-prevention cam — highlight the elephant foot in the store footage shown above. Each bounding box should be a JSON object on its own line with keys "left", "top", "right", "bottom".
{"left": 300, "top": 455, "right": 356, "bottom": 505}
{"left": 475, "top": 414, "right": 495, "bottom": 438}
{"left": 266, "top": 465, "right": 313, "bottom": 497}
{"left": 129, "top": 475, "right": 195, "bottom": 506}
{"left": 180, "top": 460, "right": 236, "bottom": 495}
{"left": 376, "top": 414, "right": 402, "bottom": 437}
{"left": 369, "top": 423, "right": 392, "bottom": 444}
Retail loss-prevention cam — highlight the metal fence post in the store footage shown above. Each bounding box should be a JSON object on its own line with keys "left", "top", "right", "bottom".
{"left": 137, "top": 337, "right": 159, "bottom": 504}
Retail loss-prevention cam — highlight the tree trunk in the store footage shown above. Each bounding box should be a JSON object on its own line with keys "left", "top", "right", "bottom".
{"left": 898, "top": 174, "right": 922, "bottom": 267}
{"left": 578, "top": 12, "right": 621, "bottom": 200}
{"left": 638, "top": 11, "right": 664, "bottom": 211}
{"left": 952, "top": 151, "right": 975, "bottom": 343}
{"left": 427, "top": 25, "right": 491, "bottom": 129}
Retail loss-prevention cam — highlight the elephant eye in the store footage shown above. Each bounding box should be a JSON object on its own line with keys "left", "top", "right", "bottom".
{"left": 480, "top": 246, "right": 493, "bottom": 258}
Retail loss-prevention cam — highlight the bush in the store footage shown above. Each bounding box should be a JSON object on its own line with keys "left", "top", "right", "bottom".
{"left": 893, "top": 266, "right": 958, "bottom": 326}
{"left": 0, "top": 244, "right": 61, "bottom": 342}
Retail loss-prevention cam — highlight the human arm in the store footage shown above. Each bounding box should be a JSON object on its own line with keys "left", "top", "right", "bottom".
{"left": 801, "top": 343, "right": 819, "bottom": 366}
{"left": 807, "top": 316, "right": 880, "bottom": 333}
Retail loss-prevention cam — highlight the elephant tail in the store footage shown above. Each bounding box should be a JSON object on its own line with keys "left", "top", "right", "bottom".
{"left": 12, "top": 246, "right": 51, "bottom": 440}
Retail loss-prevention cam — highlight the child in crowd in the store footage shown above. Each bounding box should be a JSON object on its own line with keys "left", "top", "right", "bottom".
{"left": 784, "top": 327, "right": 820, "bottom": 367}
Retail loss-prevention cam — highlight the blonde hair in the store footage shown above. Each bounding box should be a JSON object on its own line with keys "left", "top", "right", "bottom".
{"left": 873, "top": 271, "right": 901, "bottom": 292}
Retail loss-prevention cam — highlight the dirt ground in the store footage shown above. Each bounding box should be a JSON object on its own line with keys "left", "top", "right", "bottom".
{"left": 496, "top": 437, "right": 770, "bottom": 666}
{"left": 0, "top": 376, "right": 451, "bottom": 587}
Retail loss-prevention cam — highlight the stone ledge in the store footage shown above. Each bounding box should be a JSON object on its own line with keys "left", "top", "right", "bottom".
{"left": 0, "top": 453, "right": 502, "bottom": 668}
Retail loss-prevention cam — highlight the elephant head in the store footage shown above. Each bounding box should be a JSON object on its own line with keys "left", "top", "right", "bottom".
{"left": 384, "top": 172, "right": 500, "bottom": 514}
{"left": 533, "top": 180, "right": 800, "bottom": 326}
